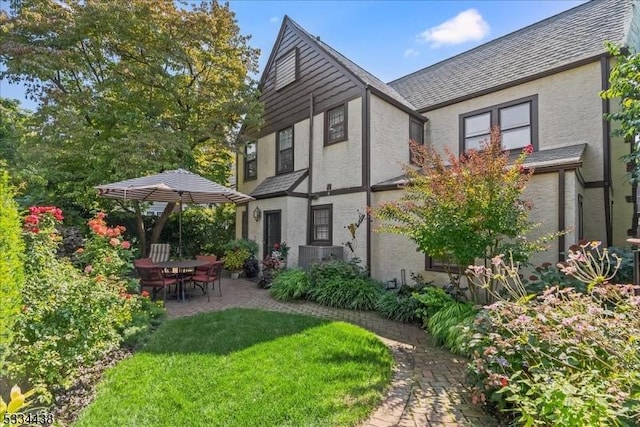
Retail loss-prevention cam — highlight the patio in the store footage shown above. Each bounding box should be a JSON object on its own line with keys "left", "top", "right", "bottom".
{"left": 166, "top": 277, "right": 495, "bottom": 427}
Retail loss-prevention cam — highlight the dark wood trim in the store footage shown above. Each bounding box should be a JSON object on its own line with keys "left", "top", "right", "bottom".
{"left": 275, "top": 125, "right": 294, "bottom": 175}
{"left": 313, "top": 185, "right": 367, "bottom": 198}
{"left": 578, "top": 194, "right": 584, "bottom": 240}
{"left": 601, "top": 55, "right": 612, "bottom": 247}
{"left": 324, "top": 101, "right": 348, "bottom": 146}
{"left": 309, "top": 204, "right": 333, "bottom": 246}
{"left": 584, "top": 180, "right": 606, "bottom": 188}
{"left": 364, "top": 88, "right": 372, "bottom": 273}
{"left": 558, "top": 169, "right": 566, "bottom": 262}
{"left": 241, "top": 210, "right": 248, "bottom": 240}
{"left": 368, "top": 87, "right": 426, "bottom": 121}
{"left": 253, "top": 191, "right": 309, "bottom": 200}
{"left": 418, "top": 54, "right": 605, "bottom": 113}
{"left": 307, "top": 93, "right": 315, "bottom": 245}
{"left": 530, "top": 161, "right": 581, "bottom": 175}
{"left": 425, "top": 255, "right": 461, "bottom": 273}
{"left": 371, "top": 182, "right": 406, "bottom": 192}
{"left": 459, "top": 94, "right": 539, "bottom": 154}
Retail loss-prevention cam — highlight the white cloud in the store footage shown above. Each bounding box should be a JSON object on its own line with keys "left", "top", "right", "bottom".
{"left": 418, "top": 9, "right": 489, "bottom": 48}
{"left": 269, "top": 16, "right": 280, "bottom": 24}
{"left": 404, "top": 48, "right": 419, "bottom": 58}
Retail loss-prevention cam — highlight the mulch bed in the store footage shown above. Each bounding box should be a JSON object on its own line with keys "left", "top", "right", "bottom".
{"left": 51, "top": 348, "right": 133, "bottom": 425}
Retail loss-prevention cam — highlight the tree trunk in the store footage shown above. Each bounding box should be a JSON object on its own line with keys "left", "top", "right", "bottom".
{"left": 149, "top": 202, "right": 176, "bottom": 247}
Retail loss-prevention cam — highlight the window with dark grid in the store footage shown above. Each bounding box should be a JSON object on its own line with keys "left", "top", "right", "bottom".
{"left": 325, "top": 104, "right": 346, "bottom": 144}
{"left": 311, "top": 205, "right": 331, "bottom": 245}
{"left": 277, "top": 127, "right": 293, "bottom": 174}
{"left": 461, "top": 96, "right": 537, "bottom": 152}
{"left": 244, "top": 142, "right": 257, "bottom": 180}
{"left": 409, "top": 118, "right": 424, "bottom": 164}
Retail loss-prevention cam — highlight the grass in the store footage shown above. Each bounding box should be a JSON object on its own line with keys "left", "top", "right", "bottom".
{"left": 74, "top": 308, "right": 393, "bottom": 427}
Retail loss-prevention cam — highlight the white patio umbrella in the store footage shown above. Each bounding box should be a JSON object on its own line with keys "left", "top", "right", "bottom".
{"left": 95, "top": 168, "right": 254, "bottom": 258}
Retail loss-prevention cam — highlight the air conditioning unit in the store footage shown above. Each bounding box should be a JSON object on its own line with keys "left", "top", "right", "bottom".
{"left": 298, "top": 245, "right": 344, "bottom": 270}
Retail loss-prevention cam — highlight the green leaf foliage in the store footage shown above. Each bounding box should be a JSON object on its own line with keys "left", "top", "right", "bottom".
{"left": 0, "top": 169, "right": 25, "bottom": 372}
{"left": 308, "top": 260, "right": 382, "bottom": 311}
{"left": 0, "top": 0, "right": 262, "bottom": 236}
{"left": 269, "top": 269, "right": 310, "bottom": 301}
{"left": 600, "top": 42, "right": 640, "bottom": 183}
{"left": 426, "top": 301, "right": 476, "bottom": 356}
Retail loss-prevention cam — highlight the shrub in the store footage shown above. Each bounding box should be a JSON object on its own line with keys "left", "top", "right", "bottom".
{"left": 120, "top": 292, "right": 166, "bottom": 350}
{"left": 8, "top": 208, "right": 137, "bottom": 397}
{"left": 223, "top": 238, "right": 259, "bottom": 257}
{"left": 309, "top": 259, "right": 367, "bottom": 286}
{"left": 269, "top": 269, "right": 310, "bottom": 301}
{"left": 161, "top": 205, "right": 235, "bottom": 258}
{"left": 608, "top": 246, "right": 634, "bottom": 284}
{"left": 426, "top": 301, "right": 476, "bottom": 356}
{"left": 412, "top": 286, "right": 454, "bottom": 327}
{"left": 376, "top": 285, "right": 423, "bottom": 323}
{"left": 307, "top": 276, "right": 382, "bottom": 311}
{"left": 0, "top": 170, "right": 24, "bottom": 372}
{"left": 524, "top": 262, "right": 586, "bottom": 294}
{"left": 223, "top": 247, "right": 251, "bottom": 272}
{"left": 466, "top": 285, "right": 640, "bottom": 425}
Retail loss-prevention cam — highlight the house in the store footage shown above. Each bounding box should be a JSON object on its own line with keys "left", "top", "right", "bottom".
{"left": 236, "top": 0, "right": 640, "bottom": 284}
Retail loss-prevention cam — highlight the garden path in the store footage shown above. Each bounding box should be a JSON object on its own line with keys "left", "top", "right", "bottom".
{"left": 165, "top": 277, "right": 495, "bottom": 427}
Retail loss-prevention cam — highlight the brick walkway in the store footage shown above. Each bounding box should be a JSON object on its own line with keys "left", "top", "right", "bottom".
{"left": 165, "top": 277, "right": 495, "bottom": 427}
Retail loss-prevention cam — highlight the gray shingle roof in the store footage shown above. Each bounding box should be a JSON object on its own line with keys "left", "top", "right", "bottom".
{"left": 286, "top": 18, "right": 416, "bottom": 111}
{"left": 388, "top": 0, "right": 634, "bottom": 111}
{"left": 250, "top": 169, "right": 308, "bottom": 198}
{"left": 372, "top": 143, "right": 587, "bottom": 190}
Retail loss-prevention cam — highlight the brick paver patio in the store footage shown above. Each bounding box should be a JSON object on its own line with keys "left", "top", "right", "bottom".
{"left": 165, "top": 277, "right": 495, "bottom": 427}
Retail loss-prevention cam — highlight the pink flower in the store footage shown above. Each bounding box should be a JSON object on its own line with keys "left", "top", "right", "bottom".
{"left": 84, "top": 265, "right": 93, "bottom": 274}
{"left": 273, "top": 243, "right": 280, "bottom": 250}
{"left": 141, "top": 290, "right": 150, "bottom": 298}
{"left": 522, "top": 144, "right": 534, "bottom": 155}
{"left": 109, "top": 238, "right": 120, "bottom": 247}
{"left": 121, "top": 241, "right": 131, "bottom": 249}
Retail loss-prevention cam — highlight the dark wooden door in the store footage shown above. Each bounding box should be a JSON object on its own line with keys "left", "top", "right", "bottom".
{"left": 263, "top": 210, "right": 281, "bottom": 258}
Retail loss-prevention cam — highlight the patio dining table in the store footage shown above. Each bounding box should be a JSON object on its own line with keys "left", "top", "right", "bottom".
{"left": 155, "top": 259, "right": 209, "bottom": 302}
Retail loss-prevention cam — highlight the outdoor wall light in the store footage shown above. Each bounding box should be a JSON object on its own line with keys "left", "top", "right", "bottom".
{"left": 253, "top": 206, "right": 262, "bottom": 221}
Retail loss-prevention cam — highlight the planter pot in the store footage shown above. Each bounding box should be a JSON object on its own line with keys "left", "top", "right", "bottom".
{"left": 230, "top": 271, "right": 242, "bottom": 279}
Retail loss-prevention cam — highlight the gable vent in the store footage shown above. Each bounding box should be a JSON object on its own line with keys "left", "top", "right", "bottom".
{"left": 275, "top": 48, "right": 297, "bottom": 91}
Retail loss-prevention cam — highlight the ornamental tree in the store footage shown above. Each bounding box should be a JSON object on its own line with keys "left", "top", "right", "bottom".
{"left": 0, "top": 0, "right": 262, "bottom": 248}
{"left": 374, "top": 128, "right": 544, "bottom": 302}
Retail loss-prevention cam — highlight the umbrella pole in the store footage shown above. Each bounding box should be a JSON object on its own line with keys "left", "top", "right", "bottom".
{"left": 179, "top": 192, "right": 183, "bottom": 260}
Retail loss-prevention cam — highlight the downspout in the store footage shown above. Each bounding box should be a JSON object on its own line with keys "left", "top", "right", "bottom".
{"left": 307, "top": 93, "right": 314, "bottom": 244}
{"left": 364, "top": 88, "right": 371, "bottom": 273}
{"left": 601, "top": 55, "right": 612, "bottom": 246}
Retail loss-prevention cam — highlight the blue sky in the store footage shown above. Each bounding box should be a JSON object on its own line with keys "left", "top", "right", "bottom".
{"left": 0, "top": 0, "right": 586, "bottom": 111}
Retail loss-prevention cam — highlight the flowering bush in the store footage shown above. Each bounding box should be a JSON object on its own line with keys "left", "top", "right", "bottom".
{"left": 76, "top": 212, "right": 134, "bottom": 279}
{"left": 8, "top": 207, "right": 139, "bottom": 398}
{"left": 466, "top": 242, "right": 640, "bottom": 425}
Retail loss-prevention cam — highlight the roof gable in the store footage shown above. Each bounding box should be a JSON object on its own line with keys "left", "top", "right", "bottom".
{"left": 388, "top": 0, "right": 635, "bottom": 111}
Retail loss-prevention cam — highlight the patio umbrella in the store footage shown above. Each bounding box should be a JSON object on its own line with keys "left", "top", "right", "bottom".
{"left": 95, "top": 168, "right": 254, "bottom": 258}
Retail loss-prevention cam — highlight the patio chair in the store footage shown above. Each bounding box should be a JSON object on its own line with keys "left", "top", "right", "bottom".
{"left": 194, "top": 255, "right": 217, "bottom": 273}
{"left": 135, "top": 263, "right": 178, "bottom": 301}
{"left": 190, "top": 260, "right": 224, "bottom": 301}
{"left": 149, "top": 243, "right": 171, "bottom": 263}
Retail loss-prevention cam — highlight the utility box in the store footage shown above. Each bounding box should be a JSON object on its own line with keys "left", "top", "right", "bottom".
{"left": 298, "top": 245, "right": 344, "bottom": 270}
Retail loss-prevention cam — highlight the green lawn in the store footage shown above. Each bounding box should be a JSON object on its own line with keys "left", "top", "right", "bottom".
{"left": 74, "top": 308, "right": 393, "bottom": 427}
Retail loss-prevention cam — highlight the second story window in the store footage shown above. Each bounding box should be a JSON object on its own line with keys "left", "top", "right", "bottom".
{"left": 244, "top": 142, "right": 257, "bottom": 181}
{"left": 409, "top": 118, "right": 424, "bottom": 164}
{"left": 277, "top": 126, "right": 294, "bottom": 174}
{"left": 461, "top": 95, "right": 537, "bottom": 152}
{"left": 325, "top": 104, "right": 347, "bottom": 145}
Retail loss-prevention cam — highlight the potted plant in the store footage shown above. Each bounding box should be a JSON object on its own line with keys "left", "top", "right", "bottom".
{"left": 223, "top": 247, "right": 250, "bottom": 279}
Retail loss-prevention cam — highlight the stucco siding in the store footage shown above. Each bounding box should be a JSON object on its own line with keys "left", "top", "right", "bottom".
{"left": 609, "top": 98, "right": 634, "bottom": 245}
{"left": 237, "top": 132, "right": 276, "bottom": 195}
{"left": 370, "top": 190, "right": 425, "bottom": 282}
{"left": 311, "top": 97, "right": 363, "bottom": 192}
{"left": 370, "top": 94, "right": 411, "bottom": 184}
{"left": 583, "top": 187, "right": 607, "bottom": 242}
{"left": 425, "top": 62, "right": 604, "bottom": 182}
{"left": 311, "top": 192, "right": 368, "bottom": 263}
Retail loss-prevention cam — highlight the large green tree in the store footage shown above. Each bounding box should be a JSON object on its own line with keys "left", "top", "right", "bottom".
{"left": 0, "top": 0, "right": 262, "bottom": 252}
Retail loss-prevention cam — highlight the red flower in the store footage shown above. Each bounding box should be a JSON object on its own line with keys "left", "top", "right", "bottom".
{"left": 141, "top": 290, "right": 150, "bottom": 298}
{"left": 500, "top": 377, "right": 508, "bottom": 387}
{"left": 522, "top": 144, "right": 534, "bottom": 155}
{"left": 121, "top": 241, "right": 131, "bottom": 249}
